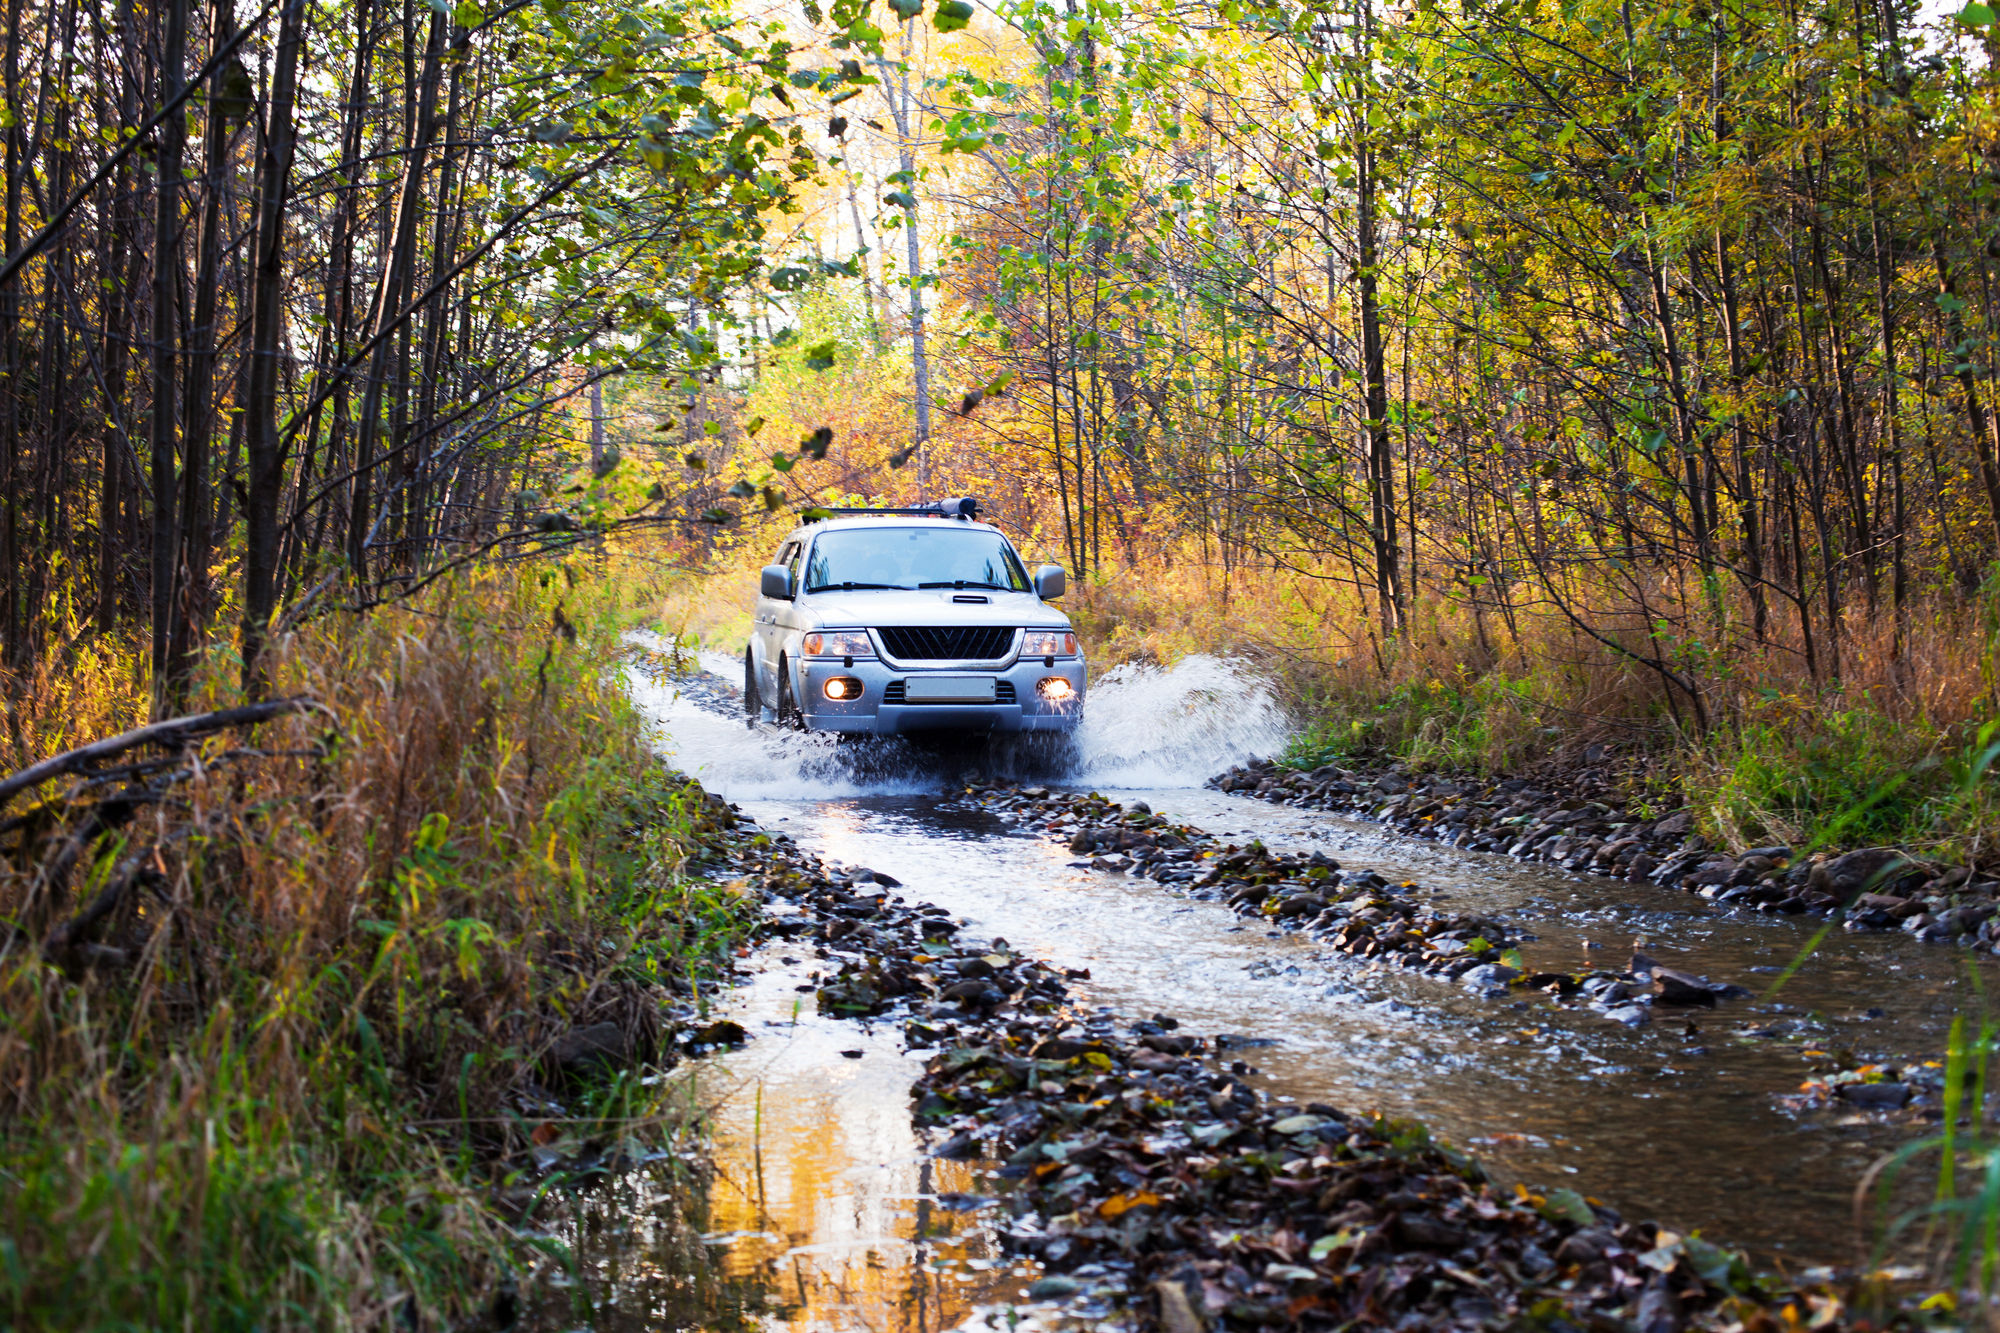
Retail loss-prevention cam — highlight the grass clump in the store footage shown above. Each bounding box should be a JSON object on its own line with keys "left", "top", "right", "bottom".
{"left": 0, "top": 567, "right": 758, "bottom": 1330}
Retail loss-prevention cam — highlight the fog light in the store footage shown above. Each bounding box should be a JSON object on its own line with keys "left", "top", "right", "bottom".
{"left": 823, "top": 676, "right": 863, "bottom": 701}
{"left": 1037, "top": 676, "right": 1075, "bottom": 701}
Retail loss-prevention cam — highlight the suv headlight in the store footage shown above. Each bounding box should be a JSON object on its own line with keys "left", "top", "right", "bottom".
{"left": 1021, "top": 630, "right": 1078, "bottom": 657}
{"left": 803, "top": 630, "right": 875, "bottom": 657}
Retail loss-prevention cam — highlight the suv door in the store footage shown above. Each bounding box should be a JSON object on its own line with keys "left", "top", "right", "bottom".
{"left": 755, "top": 540, "right": 797, "bottom": 697}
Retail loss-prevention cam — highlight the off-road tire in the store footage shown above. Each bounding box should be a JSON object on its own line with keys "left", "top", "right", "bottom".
{"left": 743, "top": 649, "right": 761, "bottom": 719}
{"left": 777, "top": 657, "right": 803, "bottom": 729}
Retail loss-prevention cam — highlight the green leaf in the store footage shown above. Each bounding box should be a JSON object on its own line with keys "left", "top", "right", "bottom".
{"left": 745, "top": 416, "right": 766, "bottom": 437}
{"left": 883, "top": 189, "right": 918, "bottom": 209}
{"left": 803, "top": 341, "right": 838, "bottom": 372}
{"left": 1955, "top": 2, "right": 1994, "bottom": 24}
{"left": 770, "top": 265, "right": 814, "bottom": 291}
{"left": 1308, "top": 1228, "right": 1365, "bottom": 1259}
{"left": 1537, "top": 1187, "right": 1595, "bottom": 1228}
{"left": 933, "top": 0, "right": 973, "bottom": 29}
{"left": 698, "top": 506, "right": 736, "bottom": 523}
{"left": 726, "top": 480, "right": 757, "bottom": 499}
{"left": 888, "top": 0, "right": 923, "bottom": 19}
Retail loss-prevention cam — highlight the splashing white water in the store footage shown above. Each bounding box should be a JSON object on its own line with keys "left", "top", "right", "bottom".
{"left": 623, "top": 633, "right": 1289, "bottom": 798}
{"left": 1071, "top": 654, "right": 1290, "bottom": 789}
{"left": 623, "top": 635, "right": 934, "bottom": 800}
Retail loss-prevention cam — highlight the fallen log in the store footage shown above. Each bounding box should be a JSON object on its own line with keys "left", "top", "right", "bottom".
{"left": 0, "top": 697, "right": 317, "bottom": 810}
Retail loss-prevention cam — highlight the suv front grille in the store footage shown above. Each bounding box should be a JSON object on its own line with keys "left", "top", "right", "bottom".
{"left": 876, "top": 626, "right": 1015, "bottom": 661}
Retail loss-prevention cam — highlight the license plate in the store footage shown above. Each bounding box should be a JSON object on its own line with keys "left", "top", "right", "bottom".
{"left": 904, "top": 675, "right": 995, "bottom": 702}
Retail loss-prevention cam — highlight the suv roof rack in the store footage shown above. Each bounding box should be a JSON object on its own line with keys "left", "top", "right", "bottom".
{"left": 801, "top": 496, "right": 980, "bottom": 522}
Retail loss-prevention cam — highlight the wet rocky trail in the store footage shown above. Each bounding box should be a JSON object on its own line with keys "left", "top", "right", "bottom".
{"left": 525, "top": 652, "right": 1989, "bottom": 1330}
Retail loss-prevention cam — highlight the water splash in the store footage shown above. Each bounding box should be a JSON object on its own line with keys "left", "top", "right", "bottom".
{"left": 625, "top": 634, "right": 1289, "bottom": 797}
{"left": 1071, "top": 654, "right": 1290, "bottom": 789}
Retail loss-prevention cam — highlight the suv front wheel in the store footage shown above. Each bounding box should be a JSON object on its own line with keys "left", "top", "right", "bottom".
{"left": 743, "top": 648, "right": 761, "bottom": 721}
{"left": 776, "top": 655, "right": 803, "bottom": 730}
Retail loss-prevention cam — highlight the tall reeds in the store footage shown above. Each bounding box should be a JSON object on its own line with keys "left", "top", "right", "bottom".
{"left": 0, "top": 567, "right": 754, "bottom": 1328}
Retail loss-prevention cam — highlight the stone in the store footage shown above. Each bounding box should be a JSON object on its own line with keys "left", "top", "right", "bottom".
{"left": 1625, "top": 852, "right": 1657, "bottom": 882}
{"left": 1602, "top": 1004, "right": 1652, "bottom": 1026}
{"left": 551, "top": 1022, "right": 630, "bottom": 1072}
{"left": 1652, "top": 969, "right": 1719, "bottom": 1007}
{"left": 1027, "top": 1275, "right": 1082, "bottom": 1299}
{"left": 1651, "top": 812, "right": 1694, "bottom": 837}
{"left": 1812, "top": 848, "right": 1918, "bottom": 898}
{"left": 1459, "top": 963, "right": 1520, "bottom": 991}
{"left": 1836, "top": 1081, "right": 1911, "bottom": 1109}
{"left": 1687, "top": 858, "right": 1738, "bottom": 887}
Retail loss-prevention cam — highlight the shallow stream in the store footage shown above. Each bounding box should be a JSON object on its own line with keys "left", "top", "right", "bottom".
{"left": 530, "top": 654, "right": 1986, "bottom": 1329}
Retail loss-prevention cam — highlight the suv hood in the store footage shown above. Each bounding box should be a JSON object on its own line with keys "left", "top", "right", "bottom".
{"left": 799, "top": 587, "right": 1070, "bottom": 629}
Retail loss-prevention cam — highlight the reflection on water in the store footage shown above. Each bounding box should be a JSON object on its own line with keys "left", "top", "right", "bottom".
{"left": 523, "top": 951, "right": 1065, "bottom": 1332}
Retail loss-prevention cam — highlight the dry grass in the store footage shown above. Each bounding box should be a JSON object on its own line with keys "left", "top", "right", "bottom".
{"left": 1054, "top": 544, "right": 2000, "bottom": 854}
{"left": 0, "top": 565, "right": 758, "bottom": 1330}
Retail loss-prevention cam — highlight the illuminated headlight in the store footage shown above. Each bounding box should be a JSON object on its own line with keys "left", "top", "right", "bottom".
{"left": 803, "top": 630, "right": 874, "bottom": 657}
{"left": 1021, "top": 630, "right": 1079, "bottom": 657}
{"left": 823, "top": 676, "right": 864, "bottom": 701}
{"left": 1037, "top": 676, "right": 1076, "bottom": 701}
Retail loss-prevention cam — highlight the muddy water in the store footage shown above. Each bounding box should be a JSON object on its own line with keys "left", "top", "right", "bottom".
{"left": 545, "top": 654, "right": 1986, "bottom": 1328}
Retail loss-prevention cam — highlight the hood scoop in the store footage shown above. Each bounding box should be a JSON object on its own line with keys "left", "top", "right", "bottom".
{"left": 951, "top": 594, "right": 990, "bottom": 604}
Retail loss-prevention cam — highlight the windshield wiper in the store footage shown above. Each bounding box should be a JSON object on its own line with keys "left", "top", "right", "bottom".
{"left": 804, "top": 581, "right": 910, "bottom": 592}
{"left": 918, "top": 580, "right": 1007, "bottom": 590}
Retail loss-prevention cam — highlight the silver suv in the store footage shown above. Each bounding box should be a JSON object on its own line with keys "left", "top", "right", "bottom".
{"left": 744, "top": 499, "right": 1085, "bottom": 735}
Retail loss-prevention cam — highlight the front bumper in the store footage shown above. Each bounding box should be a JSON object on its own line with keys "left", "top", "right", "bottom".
{"left": 796, "top": 656, "right": 1086, "bottom": 734}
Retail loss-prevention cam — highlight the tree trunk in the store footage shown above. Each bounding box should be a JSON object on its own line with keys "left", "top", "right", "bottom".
{"left": 239, "top": 0, "right": 305, "bottom": 688}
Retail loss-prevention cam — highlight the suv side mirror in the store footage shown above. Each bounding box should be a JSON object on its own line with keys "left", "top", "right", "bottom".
{"left": 1033, "top": 564, "right": 1066, "bottom": 599}
{"left": 760, "top": 564, "right": 792, "bottom": 599}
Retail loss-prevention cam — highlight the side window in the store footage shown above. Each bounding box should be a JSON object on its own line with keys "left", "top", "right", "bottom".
{"left": 788, "top": 540, "right": 806, "bottom": 587}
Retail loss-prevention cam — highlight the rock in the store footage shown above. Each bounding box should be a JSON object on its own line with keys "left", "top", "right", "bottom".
{"left": 933, "top": 1130, "right": 981, "bottom": 1159}
{"left": 1687, "top": 858, "right": 1737, "bottom": 887}
{"left": 1741, "top": 845, "right": 1792, "bottom": 862}
{"left": 1652, "top": 968, "right": 1719, "bottom": 1007}
{"left": 1459, "top": 963, "right": 1521, "bottom": 990}
{"left": 1651, "top": 812, "right": 1694, "bottom": 837}
{"left": 1027, "top": 1275, "right": 1082, "bottom": 1299}
{"left": 1270, "top": 1114, "right": 1331, "bottom": 1135}
{"left": 1836, "top": 1081, "right": 1911, "bottom": 1109}
{"left": 1602, "top": 1004, "right": 1651, "bottom": 1026}
{"left": 1812, "top": 848, "right": 1918, "bottom": 898}
{"left": 1733, "top": 855, "right": 1777, "bottom": 883}
{"left": 686, "top": 1019, "right": 747, "bottom": 1048}
{"left": 940, "top": 978, "right": 1002, "bottom": 1004}
{"left": 1625, "top": 852, "right": 1657, "bottom": 882}
{"left": 1141, "top": 1033, "right": 1199, "bottom": 1056}
{"left": 551, "top": 1022, "right": 630, "bottom": 1072}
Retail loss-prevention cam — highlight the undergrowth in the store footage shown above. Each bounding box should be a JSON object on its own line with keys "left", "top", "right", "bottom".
{"left": 0, "top": 565, "right": 759, "bottom": 1329}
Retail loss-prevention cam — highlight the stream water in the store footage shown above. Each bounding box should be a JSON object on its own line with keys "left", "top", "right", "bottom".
{"left": 528, "top": 653, "right": 1985, "bottom": 1330}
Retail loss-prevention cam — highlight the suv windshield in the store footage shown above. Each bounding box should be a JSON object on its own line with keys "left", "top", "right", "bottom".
{"left": 804, "top": 526, "right": 1030, "bottom": 593}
